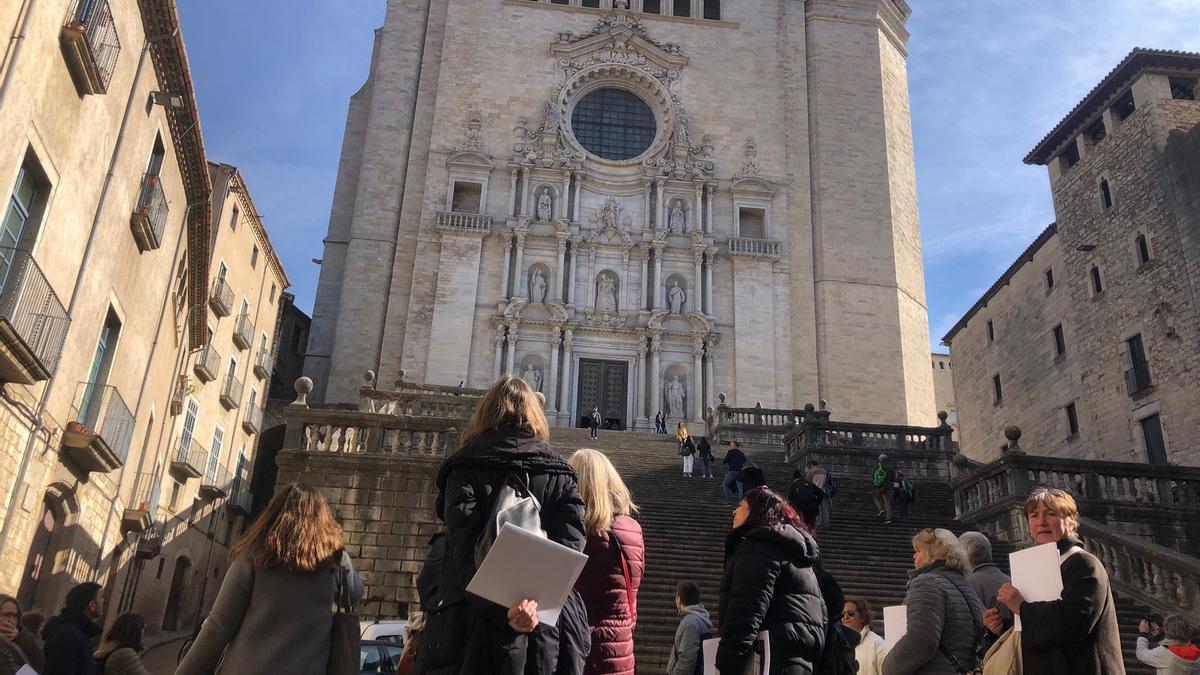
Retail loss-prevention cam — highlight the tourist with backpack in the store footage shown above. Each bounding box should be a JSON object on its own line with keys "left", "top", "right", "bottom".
{"left": 893, "top": 468, "right": 915, "bottom": 520}
{"left": 93, "top": 613, "right": 151, "bottom": 675}
{"left": 805, "top": 460, "right": 834, "bottom": 529}
{"left": 814, "top": 560, "right": 860, "bottom": 675}
{"left": 667, "top": 582, "right": 712, "bottom": 675}
{"left": 420, "top": 375, "right": 586, "bottom": 675}
{"left": 568, "top": 449, "right": 644, "bottom": 675}
{"left": 881, "top": 528, "right": 984, "bottom": 675}
{"left": 696, "top": 437, "right": 715, "bottom": 478}
{"left": 871, "top": 454, "right": 896, "bottom": 524}
{"left": 787, "top": 470, "right": 824, "bottom": 529}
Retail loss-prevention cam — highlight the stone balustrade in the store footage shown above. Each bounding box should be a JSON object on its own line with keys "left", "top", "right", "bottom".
{"left": 727, "top": 236, "right": 781, "bottom": 258}
{"left": 435, "top": 211, "right": 492, "bottom": 232}
{"left": 783, "top": 417, "right": 955, "bottom": 479}
{"left": 706, "top": 403, "right": 812, "bottom": 447}
{"left": 284, "top": 407, "right": 461, "bottom": 458}
{"left": 1079, "top": 520, "right": 1200, "bottom": 624}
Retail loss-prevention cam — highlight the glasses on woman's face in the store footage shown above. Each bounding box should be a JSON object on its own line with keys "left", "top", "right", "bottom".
{"left": 844, "top": 610, "right": 858, "bottom": 617}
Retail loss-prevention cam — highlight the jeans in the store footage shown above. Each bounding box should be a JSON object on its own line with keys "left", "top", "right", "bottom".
{"left": 590, "top": 425, "right": 598, "bottom": 439}
{"left": 815, "top": 495, "right": 832, "bottom": 529}
{"left": 699, "top": 456, "right": 713, "bottom": 477}
{"left": 723, "top": 471, "right": 744, "bottom": 504}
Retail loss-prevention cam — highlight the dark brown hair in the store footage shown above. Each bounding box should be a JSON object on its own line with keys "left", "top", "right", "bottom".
{"left": 103, "top": 612, "right": 145, "bottom": 652}
{"left": 229, "top": 483, "right": 343, "bottom": 572}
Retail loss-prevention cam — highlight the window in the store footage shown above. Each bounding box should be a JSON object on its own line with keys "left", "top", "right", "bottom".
{"left": 673, "top": 0, "right": 690, "bottom": 16}
{"left": 1052, "top": 324, "right": 1066, "bottom": 357}
{"left": 1141, "top": 414, "right": 1167, "bottom": 465}
{"left": 1112, "top": 90, "right": 1136, "bottom": 121}
{"left": 240, "top": 299, "right": 250, "bottom": 318}
{"left": 1044, "top": 268, "right": 1055, "bottom": 291}
{"left": 173, "top": 254, "right": 187, "bottom": 309}
{"left": 146, "top": 134, "right": 165, "bottom": 177}
{"left": 1099, "top": 179, "right": 1113, "bottom": 209}
{"left": 1061, "top": 140, "right": 1080, "bottom": 168}
{"left": 550, "top": 0, "right": 568, "bottom": 4}
{"left": 1065, "top": 402, "right": 1079, "bottom": 437}
{"left": 217, "top": 261, "right": 227, "bottom": 282}
{"left": 250, "top": 245, "right": 259, "bottom": 269}
{"left": 269, "top": 283, "right": 276, "bottom": 304}
{"left": 1090, "top": 265, "right": 1103, "bottom": 294}
{"left": 703, "top": 0, "right": 721, "bottom": 19}
{"left": 168, "top": 480, "right": 180, "bottom": 511}
{"left": 1, "top": 154, "right": 50, "bottom": 284}
{"left": 78, "top": 309, "right": 121, "bottom": 424}
{"left": 643, "top": 0, "right": 661, "bottom": 12}
{"left": 451, "top": 182, "right": 483, "bottom": 214}
{"left": 1170, "top": 77, "right": 1197, "bottom": 101}
{"left": 1125, "top": 334, "right": 1151, "bottom": 394}
{"left": 290, "top": 326, "right": 305, "bottom": 354}
{"left": 947, "top": 409, "right": 958, "bottom": 426}
{"left": 229, "top": 205, "right": 239, "bottom": 231}
{"left": 1085, "top": 118, "right": 1107, "bottom": 144}
{"left": 939, "top": 361, "right": 945, "bottom": 370}
{"left": 1135, "top": 234, "right": 1150, "bottom": 266}
{"left": 571, "top": 89, "right": 657, "bottom": 161}
{"left": 738, "top": 207, "right": 766, "bottom": 238}
{"left": 992, "top": 374, "right": 1003, "bottom": 404}
{"left": 207, "top": 426, "right": 224, "bottom": 483}
{"left": 986, "top": 319, "right": 995, "bottom": 342}
{"left": 581, "top": 0, "right": 600, "bottom": 6}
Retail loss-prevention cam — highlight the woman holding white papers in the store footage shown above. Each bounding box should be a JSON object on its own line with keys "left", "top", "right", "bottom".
{"left": 988, "top": 488, "right": 1125, "bottom": 675}
{"left": 716, "top": 487, "right": 827, "bottom": 674}
{"left": 422, "top": 375, "right": 587, "bottom": 675}
{"left": 881, "top": 528, "right": 983, "bottom": 675}
{"left": 568, "top": 449, "right": 645, "bottom": 675}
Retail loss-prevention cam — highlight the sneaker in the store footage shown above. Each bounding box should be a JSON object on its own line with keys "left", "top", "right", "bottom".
{"left": 885, "top": 519, "right": 892, "bottom": 524}
{"left": 876, "top": 510, "right": 885, "bottom": 517}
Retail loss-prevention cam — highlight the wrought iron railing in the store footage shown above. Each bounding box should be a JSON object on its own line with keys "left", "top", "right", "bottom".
{"left": 63, "top": 0, "right": 121, "bottom": 94}
{"left": 175, "top": 436, "right": 207, "bottom": 474}
{"left": 128, "top": 471, "right": 158, "bottom": 512}
{"left": 233, "top": 314, "right": 253, "bottom": 350}
{"left": 242, "top": 402, "right": 262, "bottom": 434}
{"left": 1125, "top": 362, "right": 1153, "bottom": 396}
{"left": 209, "top": 277, "right": 233, "bottom": 316}
{"left": 72, "top": 382, "right": 135, "bottom": 463}
{"left": 253, "top": 349, "right": 273, "bottom": 379}
{"left": 132, "top": 173, "right": 168, "bottom": 249}
{"left": 220, "top": 372, "right": 243, "bottom": 410}
{"left": 0, "top": 247, "right": 69, "bottom": 377}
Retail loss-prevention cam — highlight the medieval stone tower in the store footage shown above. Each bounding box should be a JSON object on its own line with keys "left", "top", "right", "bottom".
{"left": 306, "top": 0, "right": 936, "bottom": 428}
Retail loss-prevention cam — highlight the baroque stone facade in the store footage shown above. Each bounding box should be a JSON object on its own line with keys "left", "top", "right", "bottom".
{"left": 945, "top": 50, "right": 1200, "bottom": 466}
{"left": 307, "top": 0, "right": 936, "bottom": 429}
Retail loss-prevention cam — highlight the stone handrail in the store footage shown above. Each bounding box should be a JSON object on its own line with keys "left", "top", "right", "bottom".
{"left": 706, "top": 404, "right": 812, "bottom": 447}
{"left": 436, "top": 211, "right": 492, "bottom": 232}
{"left": 782, "top": 418, "right": 955, "bottom": 479}
{"left": 283, "top": 407, "right": 461, "bottom": 458}
{"left": 360, "top": 388, "right": 480, "bottom": 419}
{"left": 727, "top": 237, "right": 782, "bottom": 258}
{"left": 1079, "top": 519, "right": 1200, "bottom": 624}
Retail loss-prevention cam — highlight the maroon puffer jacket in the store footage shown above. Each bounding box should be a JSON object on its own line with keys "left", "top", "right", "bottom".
{"left": 575, "top": 514, "right": 645, "bottom": 675}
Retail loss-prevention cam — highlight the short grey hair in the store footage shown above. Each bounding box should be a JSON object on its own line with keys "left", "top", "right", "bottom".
{"left": 959, "top": 531, "right": 993, "bottom": 570}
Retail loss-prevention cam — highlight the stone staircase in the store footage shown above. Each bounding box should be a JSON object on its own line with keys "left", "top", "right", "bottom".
{"left": 549, "top": 428, "right": 1155, "bottom": 675}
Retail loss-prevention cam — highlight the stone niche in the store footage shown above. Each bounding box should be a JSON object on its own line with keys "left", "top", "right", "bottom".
{"left": 662, "top": 364, "right": 690, "bottom": 420}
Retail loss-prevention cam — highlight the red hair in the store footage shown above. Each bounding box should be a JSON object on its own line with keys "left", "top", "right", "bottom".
{"left": 743, "top": 487, "right": 807, "bottom": 531}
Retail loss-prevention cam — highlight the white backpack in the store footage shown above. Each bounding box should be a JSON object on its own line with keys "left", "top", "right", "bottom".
{"left": 473, "top": 472, "right": 547, "bottom": 567}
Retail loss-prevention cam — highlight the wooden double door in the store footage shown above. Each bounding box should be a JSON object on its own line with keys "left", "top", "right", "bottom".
{"left": 576, "top": 359, "right": 628, "bottom": 430}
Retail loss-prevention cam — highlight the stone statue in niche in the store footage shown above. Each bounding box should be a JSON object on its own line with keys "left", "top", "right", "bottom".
{"left": 597, "top": 275, "right": 618, "bottom": 313}
{"left": 523, "top": 364, "right": 543, "bottom": 392}
{"left": 544, "top": 101, "right": 562, "bottom": 131}
{"left": 669, "top": 203, "right": 685, "bottom": 234}
{"left": 668, "top": 281, "right": 686, "bottom": 314}
{"left": 530, "top": 268, "right": 548, "bottom": 304}
{"left": 536, "top": 188, "right": 552, "bottom": 222}
{"left": 665, "top": 375, "right": 686, "bottom": 419}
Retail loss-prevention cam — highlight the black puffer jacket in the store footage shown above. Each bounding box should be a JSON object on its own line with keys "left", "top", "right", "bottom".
{"left": 419, "top": 427, "right": 587, "bottom": 675}
{"left": 717, "top": 524, "right": 827, "bottom": 675}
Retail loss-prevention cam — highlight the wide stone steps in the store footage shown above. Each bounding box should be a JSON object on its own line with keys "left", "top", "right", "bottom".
{"left": 547, "top": 428, "right": 1153, "bottom": 674}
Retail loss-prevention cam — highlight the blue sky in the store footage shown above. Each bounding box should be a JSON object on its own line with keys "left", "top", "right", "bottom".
{"left": 177, "top": 1, "right": 1200, "bottom": 350}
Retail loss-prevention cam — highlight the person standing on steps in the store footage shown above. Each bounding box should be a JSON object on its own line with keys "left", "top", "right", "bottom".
{"left": 590, "top": 406, "right": 602, "bottom": 439}
{"left": 696, "top": 436, "right": 714, "bottom": 478}
{"left": 568, "top": 449, "right": 644, "bottom": 675}
{"left": 870, "top": 454, "right": 895, "bottom": 524}
{"left": 722, "top": 441, "right": 747, "bottom": 505}
{"left": 842, "top": 597, "right": 885, "bottom": 675}
{"left": 787, "top": 470, "right": 823, "bottom": 529}
{"left": 892, "top": 468, "right": 915, "bottom": 521}
{"left": 667, "top": 582, "right": 712, "bottom": 675}
{"left": 678, "top": 431, "right": 696, "bottom": 478}
{"left": 805, "top": 460, "right": 833, "bottom": 529}
{"left": 655, "top": 410, "right": 667, "bottom": 434}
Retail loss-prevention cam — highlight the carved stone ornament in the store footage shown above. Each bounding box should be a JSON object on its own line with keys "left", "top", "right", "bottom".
{"left": 733, "top": 138, "right": 762, "bottom": 180}
{"left": 454, "top": 106, "right": 489, "bottom": 155}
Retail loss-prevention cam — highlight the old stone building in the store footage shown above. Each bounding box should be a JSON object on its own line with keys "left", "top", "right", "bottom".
{"left": 944, "top": 49, "right": 1200, "bottom": 466}
{"left": 306, "top": 0, "right": 937, "bottom": 429}
{"left": 931, "top": 350, "right": 956, "bottom": 438}
{"left": 0, "top": 0, "right": 288, "bottom": 630}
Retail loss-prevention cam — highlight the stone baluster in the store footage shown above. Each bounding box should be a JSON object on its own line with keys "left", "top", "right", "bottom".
{"left": 649, "top": 335, "right": 662, "bottom": 422}
{"left": 694, "top": 184, "right": 703, "bottom": 233}
{"left": 500, "top": 232, "right": 513, "bottom": 298}
{"left": 693, "top": 250, "right": 703, "bottom": 314}
{"left": 519, "top": 167, "right": 530, "bottom": 217}
{"left": 655, "top": 177, "right": 665, "bottom": 231}
{"left": 705, "top": 184, "right": 714, "bottom": 233}
{"left": 493, "top": 328, "right": 506, "bottom": 381}
{"left": 652, "top": 244, "right": 664, "bottom": 310}
{"left": 635, "top": 334, "right": 647, "bottom": 421}
{"left": 513, "top": 233, "right": 527, "bottom": 299}
{"left": 639, "top": 248, "right": 650, "bottom": 310}
{"left": 508, "top": 169, "right": 519, "bottom": 217}
{"left": 705, "top": 340, "right": 715, "bottom": 409}
{"left": 705, "top": 247, "right": 716, "bottom": 314}
{"left": 505, "top": 326, "right": 519, "bottom": 376}
{"left": 558, "top": 329, "right": 574, "bottom": 414}
{"left": 692, "top": 338, "right": 704, "bottom": 420}
{"left": 555, "top": 236, "right": 567, "bottom": 302}
{"left": 566, "top": 239, "right": 577, "bottom": 305}
{"left": 547, "top": 329, "right": 561, "bottom": 414}
{"left": 561, "top": 171, "right": 572, "bottom": 221}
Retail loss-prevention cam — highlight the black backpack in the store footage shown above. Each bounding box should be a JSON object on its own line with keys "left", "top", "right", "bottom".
{"left": 824, "top": 472, "right": 838, "bottom": 498}
{"left": 788, "top": 478, "right": 823, "bottom": 511}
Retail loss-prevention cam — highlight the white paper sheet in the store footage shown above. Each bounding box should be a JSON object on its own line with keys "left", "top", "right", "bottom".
{"left": 1010, "top": 541, "right": 1065, "bottom": 631}
{"left": 883, "top": 605, "right": 907, "bottom": 653}
{"left": 16, "top": 667, "right": 35, "bottom": 675}
{"left": 702, "top": 632, "right": 769, "bottom": 675}
{"left": 465, "top": 521, "right": 588, "bottom": 624}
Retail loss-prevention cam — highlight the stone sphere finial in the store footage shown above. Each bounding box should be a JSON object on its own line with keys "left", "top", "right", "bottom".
{"left": 938, "top": 410, "right": 949, "bottom": 425}
{"left": 292, "top": 376, "right": 313, "bottom": 408}
{"left": 803, "top": 403, "right": 816, "bottom": 413}
{"left": 364, "top": 369, "right": 376, "bottom": 385}
{"left": 1004, "top": 426, "right": 1022, "bottom": 442}
{"left": 718, "top": 392, "right": 726, "bottom": 404}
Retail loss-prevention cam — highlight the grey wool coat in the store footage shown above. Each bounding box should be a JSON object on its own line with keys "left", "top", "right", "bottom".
{"left": 882, "top": 563, "right": 984, "bottom": 675}
{"left": 174, "top": 552, "right": 363, "bottom": 675}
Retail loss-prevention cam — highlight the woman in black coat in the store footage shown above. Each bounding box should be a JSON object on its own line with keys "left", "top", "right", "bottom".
{"left": 717, "top": 487, "right": 827, "bottom": 675}
{"left": 987, "top": 488, "right": 1125, "bottom": 675}
{"left": 419, "top": 375, "right": 587, "bottom": 675}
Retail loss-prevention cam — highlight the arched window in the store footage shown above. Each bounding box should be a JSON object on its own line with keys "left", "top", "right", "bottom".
{"left": 703, "top": 0, "right": 721, "bottom": 19}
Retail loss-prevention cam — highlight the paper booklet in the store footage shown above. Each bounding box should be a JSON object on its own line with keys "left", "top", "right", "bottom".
{"left": 465, "top": 521, "right": 589, "bottom": 625}
{"left": 702, "top": 631, "right": 769, "bottom": 675}
{"left": 883, "top": 605, "right": 907, "bottom": 653}
{"left": 1009, "top": 541, "right": 1065, "bottom": 631}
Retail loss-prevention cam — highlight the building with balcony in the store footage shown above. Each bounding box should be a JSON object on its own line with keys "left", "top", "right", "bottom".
{"left": 943, "top": 49, "right": 1200, "bottom": 467}
{"left": 0, "top": 0, "right": 289, "bottom": 633}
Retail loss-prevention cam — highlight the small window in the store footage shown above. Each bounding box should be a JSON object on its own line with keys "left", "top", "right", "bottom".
{"left": 1061, "top": 140, "right": 1080, "bottom": 168}
{"left": 1141, "top": 414, "right": 1167, "bottom": 465}
{"left": 146, "top": 134, "right": 165, "bottom": 177}
{"left": 250, "top": 244, "right": 259, "bottom": 269}
{"left": 1170, "top": 77, "right": 1197, "bottom": 101}
{"left": 2, "top": 152, "right": 51, "bottom": 269}
{"left": 269, "top": 283, "right": 276, "bottom": 303}
{"left": 230, "top": 205, "right": 239, "bottom": 231}
{"left": 550, "top": 0, "right": 568, "bottom": 4}
{"left": 581, "top": 0, "right": 600, "bottom": 6}
{"left": 992, "top": 374, "right": 1003, "bottom": 404}
{"left": 1085, "top": 118, "right": 1107, "bottom": 144}
{"left": 1112, "top": 90, "right": 1136, "bottom": 121}
{"left": 1090, "top": 265, "right": 1104, "bottom": 294}
{"left": 1052, "top": 324, "right": 1066, "bottom": 357}
{"left": 948, "top": 409, "right": 958, "bottom": 426}
{"left": 939, "top": 361, "right": 945, "bottom": 370}
{"left": 738, "top": 207, "right": 766, "bottom": 238}
{"left": 168, "top": 481, "right": 180, "bottom": 511}
{"left": 986, "top": 319, "right": 995, "bottom": 342}
{"left": 643, "top": 0, "right": 662, "bottom": 12}
{"left": 1065, "top": 402, "right": 1079, "bottom": 437}
{"left": 673, "top": 0, "right": 690, "bottom": 16}
{"left": 1044, "top": 268, "right": 1055, "bottom": 291}
{"left": 703, "top": 0, "right": 721, "bottom": 19}
{"left": 217, "top": 261, "right": 227, "bottom": 282}
{"left": 1099, "top": 179, "right": 1113, "bottom": 210}
{"left": 1135, "top": 234, "right": 1150, "bottom": 266}
{"left": 451, "top": 182, "right": 483, "bottom": 214}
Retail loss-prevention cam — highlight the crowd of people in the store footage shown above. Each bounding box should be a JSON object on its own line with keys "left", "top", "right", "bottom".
{"left": 3, "top": 375, "right": 1196, "bottom": 675}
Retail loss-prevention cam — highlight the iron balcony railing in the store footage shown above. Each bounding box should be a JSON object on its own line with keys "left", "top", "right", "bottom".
{"left": 1125, "top": 362, "right": 1153, "bottom": 396}
{"left": 61, "top": 0, "right": 121, "bottom": 95}
{"left": 72, "top": 382, "right": 135, "bottom": 464}
{"left": 226, "top": 474, "right": 252, "bottom": 515}
{"left": 174, "top": 436, "right": 208, "bottom": 478}
{"left": 220, "top": 372, "right": 243, "bottom": 410}
{"left": 130, "top": 173, "right": 168, "bottom": 251}
{"left": 194, "top": 343, "right": 220, "bottom": 382}
{"left": 128, "top": 471, "right": 159, "bottom": 513}
{"left": 253, "top": 349, "right": 273, "bottom": 380}
{"left": 209, "top": 277, "right": 233, "bottom": 317}
{"left": 0, "top": 247, "right": 69, "bottom": 380}
{"left": 242, "top": 402, "right": 263, "bottom": 434}
{"left": 232, "top": 314, "right": 253, "bottom": 350}
{"left": 201, "top": 462, "right": 231, "bottom": 498}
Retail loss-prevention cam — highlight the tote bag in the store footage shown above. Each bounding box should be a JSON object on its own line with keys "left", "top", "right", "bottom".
{"left": 328, "top": 550, "right": 361, "bottom": 675}
{"left": 981, "top": 627, "right": 1022, "bottom": 675}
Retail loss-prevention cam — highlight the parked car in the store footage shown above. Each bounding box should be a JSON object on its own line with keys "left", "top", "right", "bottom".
{"left": 360, "top": 639, "right": 406, "bottom": 674}
{"left": 360, "top": 618, "right": 407, "bottom": 646}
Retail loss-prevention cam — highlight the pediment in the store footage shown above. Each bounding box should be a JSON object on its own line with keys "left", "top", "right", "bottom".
{"left": 730, "top": 176, "right": 779, "bottom": 197}
{"left": 447, "top": 150, "right": 494, "bottom": 170}
{"left": 552, "top": 15, "right": 688, "bottom": 71}
{"left": 589, "top": 225, "right": 634, "bottom": 247}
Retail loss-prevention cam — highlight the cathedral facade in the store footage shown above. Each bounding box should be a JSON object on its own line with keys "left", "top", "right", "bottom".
{"left": 306, "top": 0, "right": 936, "bottom": 429}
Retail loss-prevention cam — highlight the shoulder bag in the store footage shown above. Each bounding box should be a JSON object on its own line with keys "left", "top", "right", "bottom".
{"left": 608, "top": 530, "right": 635, "bottom": 621}
{"left": 328, "top": 550, "right": 361, "bottom": 675}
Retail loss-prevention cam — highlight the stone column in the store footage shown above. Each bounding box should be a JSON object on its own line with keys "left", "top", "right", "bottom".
{"left": 655, "top": 178, "right": 666, "bottom": 231}
{"left": 499, "top": 232, "right": 513, "bottom": 298}
{"left": 555, "top": 236, "right": 567, "bottom": 302}
{"left": 639, "top": 248, "right": 650, "bottom": 310}
{"left": 704, "top": 248, "right": 715, "bottom": 314}
{"left": 505, "top": 326, "right": 519, "bottom": 376}
{"left": 508, "top": 170, "right": 519, "bottom": 217}
{"left": 519, "top": 167, "right": 530, "bottom": 217}
{"left": 561, "top": 171, "right": 572, "bottom": 221}
{"left": 705, "top": 184, "right": 714, "bottom": 233}
{"left": 547, "top": 329, "right": 561, "bottom": 414}
{"left": 704, "top": 340, "right": 715, "bottom": 411}
{"left": 652, "top": 244, "right": 664, "bottom": 310}
{"left": 587, "top": 247, "right": 597, "bottom": 308}
{"left": 623, "top": 250, "right": 632, "bottom": 312}
{"left": 572, "top": 174, "right": 581, "bottom": 224}
{"left": 693, "top": 337, "right": 704, "bottom": 420}
{"left": 635, "top": 334, "right": 647, "bottom": 421}
{"left": 649, "top": 334, "right": 662, "bottom": 421}
{"left": 694, "top": 184, "right": 703, "bottom": 233}
{"left": 493, "top": 329, "right": 506, "bottom": 381}
{"left": 642, "top": 181, "right": 652, "bottom": 230}
{"left": 513, "top": 233, "right": 526, "bottom": 299}
{"left": 558, "top": 329, "right": 574, "bottom": 415}
{"left": 566, "top": 240, "right": 577, "bottom": 305}
{"left": 693, "top": 250, "right": 703, "bottom": 314}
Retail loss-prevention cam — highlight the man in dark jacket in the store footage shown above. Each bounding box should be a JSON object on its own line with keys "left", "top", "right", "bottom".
{"left": 721, "top": 442, "right": 747, "bottom": 505}
{"left": 961, "top": 530, "right": 1012, "bottom": 656}
{"left": 787, "top": 471, "right": 823, "bottom": 529}
{"left": 42, "top": 581, "right": 103, "bottom": 675}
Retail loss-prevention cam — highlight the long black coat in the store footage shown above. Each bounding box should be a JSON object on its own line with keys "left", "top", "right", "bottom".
{"left": 419, "top": 428, "right": 587, "bottom": 675}
{"left": 1019, "top": 538, "right": 1126, "bottom": 675}
{"left": 717, "top": 524, "right": 827, "bottom": 675}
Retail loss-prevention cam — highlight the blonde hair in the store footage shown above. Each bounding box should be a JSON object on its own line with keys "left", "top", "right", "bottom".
{"left": 569, "top": 448, "right": 638, "bottom": 536}
{"left": 676, "top": 423, "right": 688, "bottom": 442}
{"left": 230, "top": 483, "right": 343, "bottom": 572}
{"left": 912, "top": 528, "right": 969, "bottom": 572}
{"left": 461, "top": 375, "right": 550, "bottom": 447}
{"left": 1021, "top": 488, "right": 1080, "bottom": 536}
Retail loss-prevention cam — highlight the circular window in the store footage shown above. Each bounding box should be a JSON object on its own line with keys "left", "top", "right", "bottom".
{"left": 570, "top": 88, "right": 657, "bottom": 161}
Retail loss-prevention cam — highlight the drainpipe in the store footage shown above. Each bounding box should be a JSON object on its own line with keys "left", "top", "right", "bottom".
{"left": 0, "top": 0, "right": 36, "bottom": 107}
{"left": 0, "top": 35, "right": 154, "bottom": 562}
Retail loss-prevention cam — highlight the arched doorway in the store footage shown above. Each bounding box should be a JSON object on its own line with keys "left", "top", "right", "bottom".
{"left": 17, "top": 488, "right": 73, "bottom": 611}
{"left": 162, "top": 555, "right": 192, "bottom": 631}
